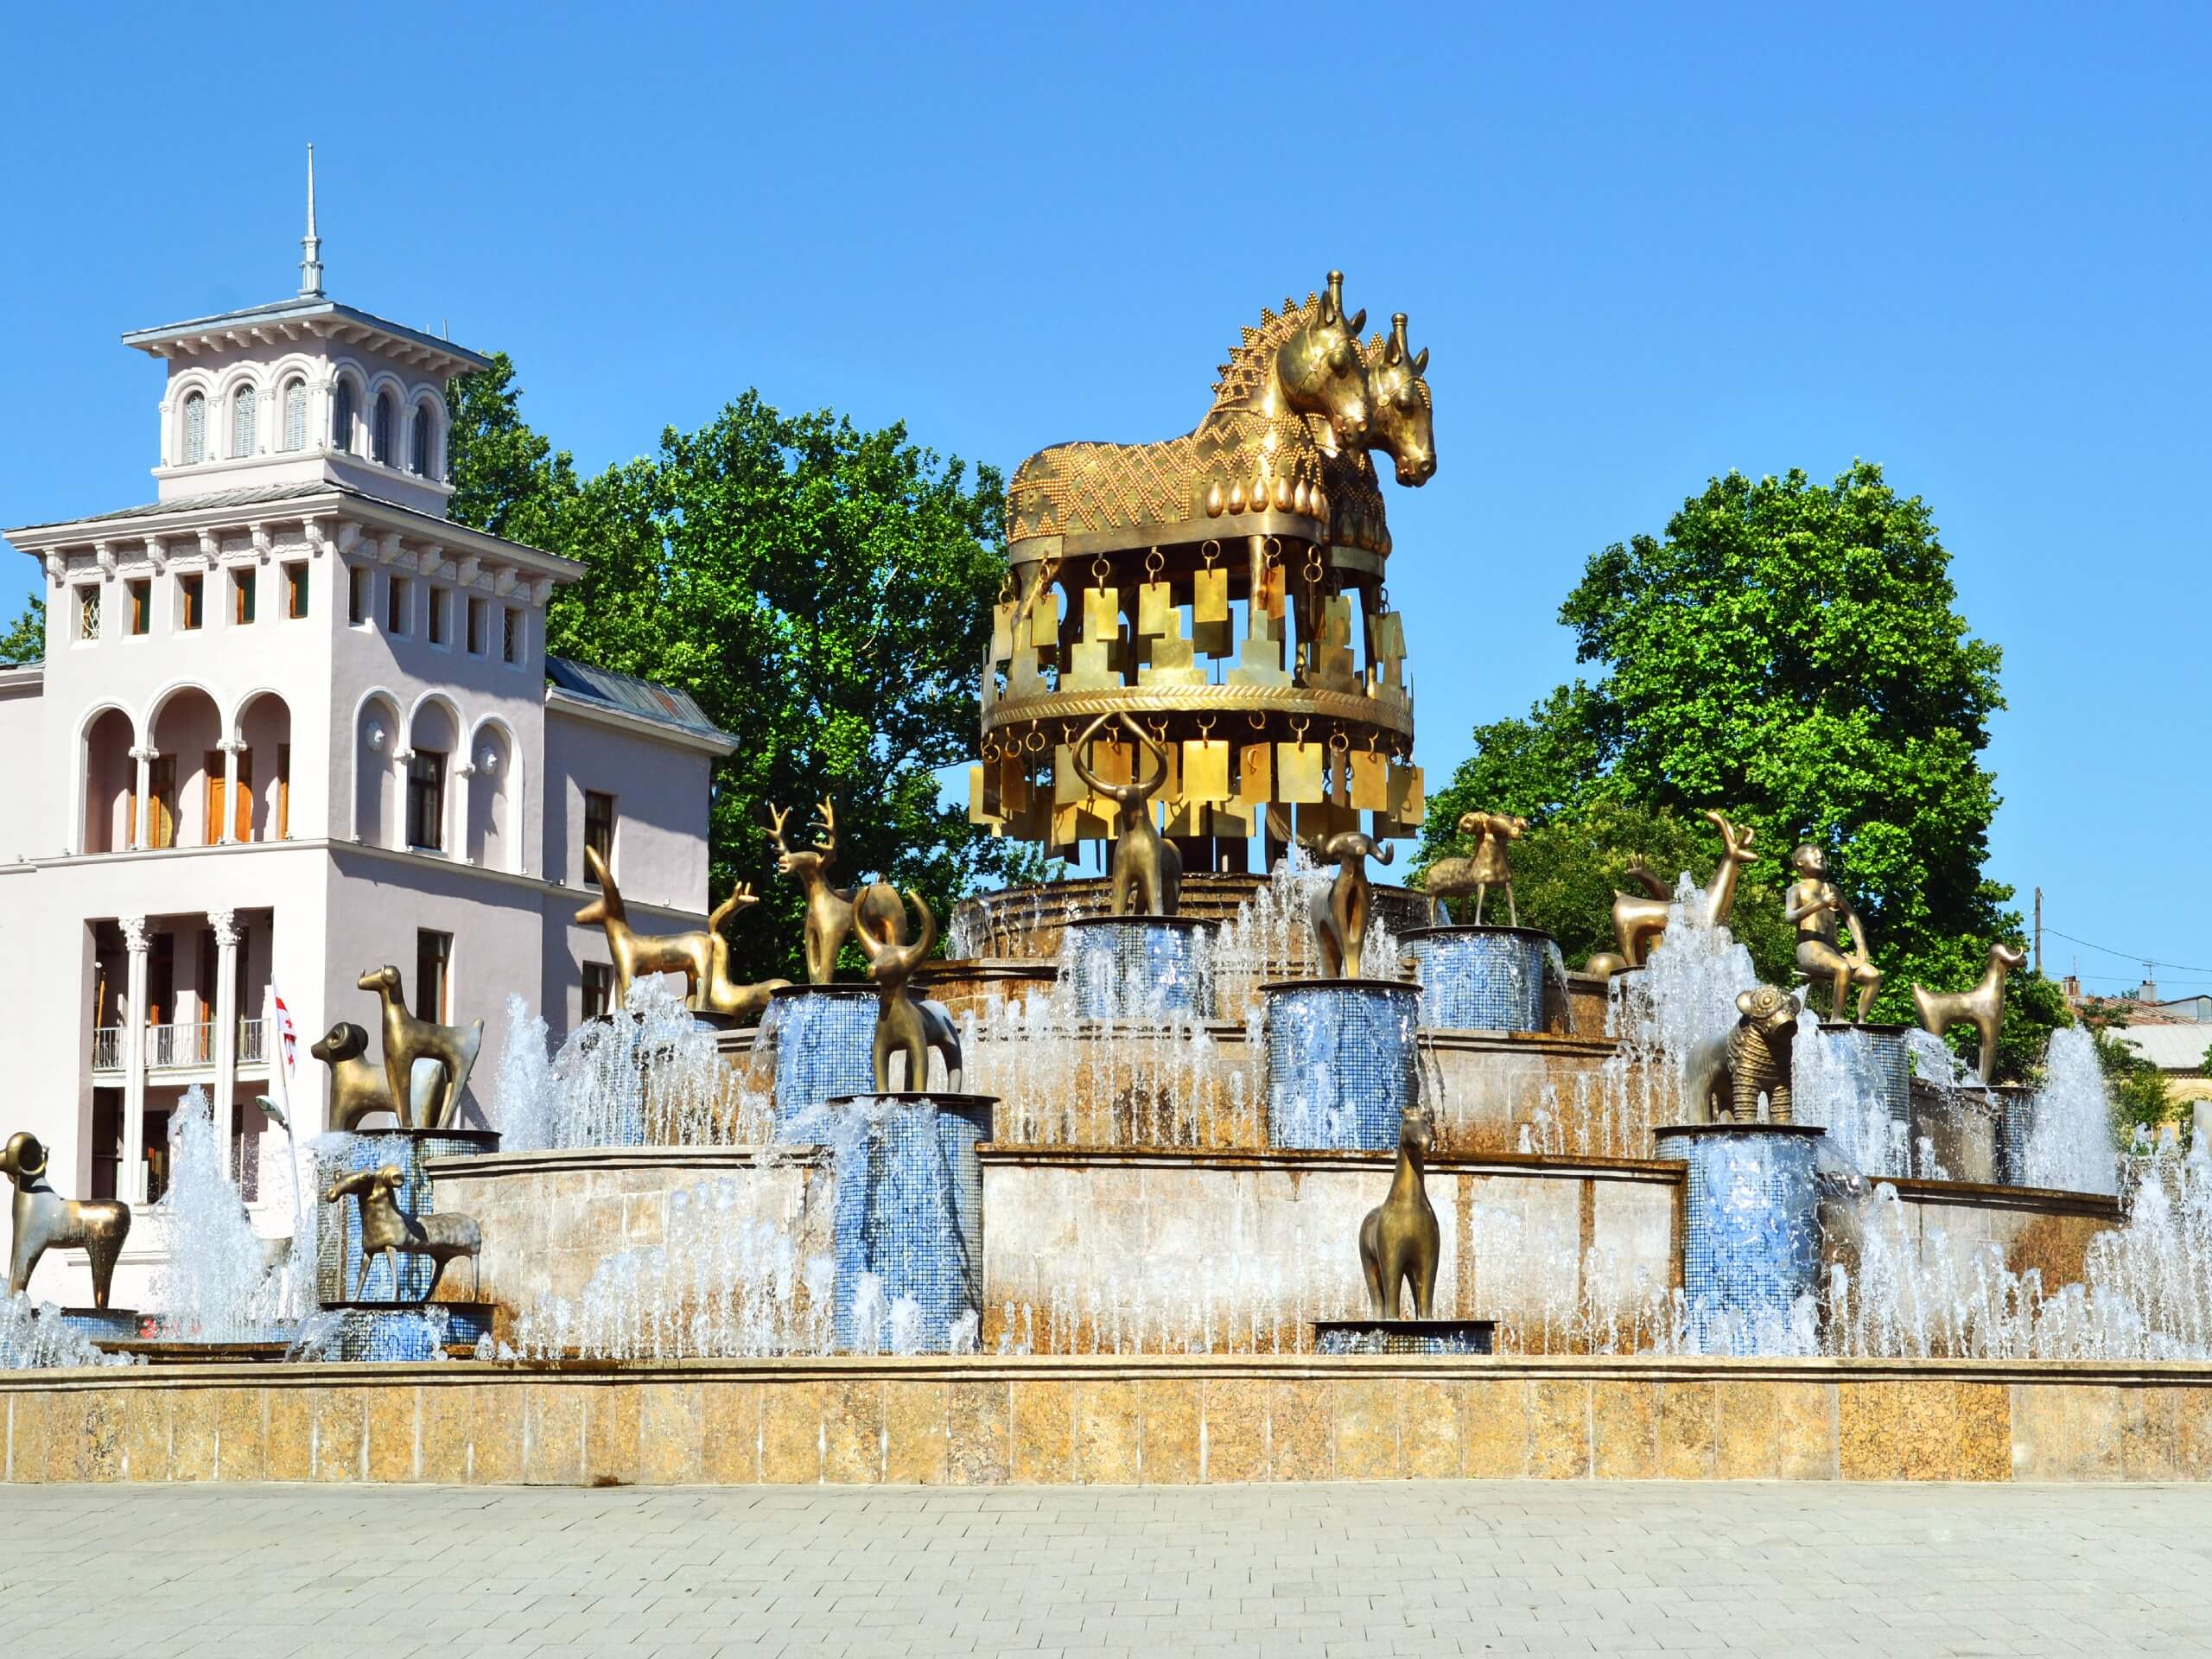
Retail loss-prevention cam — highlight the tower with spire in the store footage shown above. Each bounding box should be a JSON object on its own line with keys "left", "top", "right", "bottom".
{"left": 299, "top": 143, "right": 324, "bottom": 299}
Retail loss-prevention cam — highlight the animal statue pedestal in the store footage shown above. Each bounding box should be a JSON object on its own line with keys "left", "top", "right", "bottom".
{"left": 311, "top": 1301, "right": 498, "bottom": 1362}
{"left": 315, "top": 1128, "right": 499, "bottom": 1307}
{"left": 1260, "top": 979, "right": 1422, "bottom": 1151}
{"left": 1312, "top": 1319, "right": 1494, "bottom": 1356}
{"left": 761, "top": 984, "right": 880, "bottom": 1145}
{"left": 1813, "top": 1021, "right": 1913, "bottom": 1156}
{"left": 1653, "top": 1122, "right": 1827, "bottom": 1357}
{"left": 1062, "top": 916, "right": 1218, "bottom": 1020}
{"left": 820, "top": 1092, "right": 998, "bottom": 1354}
{"left": 52, "top": 1306, "right": 143, "bottom": 1341}
{"left": 1399, "top": 925, "right": 1567, "bottom": 1033}
{"left": 1986, "top": 1084, "right": 2042, "bottom": 1188}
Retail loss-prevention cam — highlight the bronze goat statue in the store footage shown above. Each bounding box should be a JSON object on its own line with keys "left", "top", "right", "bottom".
{"left": 323, "top": 1164, "right": 481, "bottom": 1301}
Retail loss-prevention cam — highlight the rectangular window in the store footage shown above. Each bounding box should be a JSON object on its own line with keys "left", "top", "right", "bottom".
{"left": 501, "top": 606, "right": 519, "bottom": 664}
{"left": 129, "top": 580, "right": 150, "bottom": 636}
{"left": 276, "top": 743, "right": 290, "bottom": 840}
{"left": 387, "top": 576, "right": 410, "bottom": 636}
{"left": 285, "top": 563, "right": 308, "bottom": 620}
{"left": 147, "top": 756, "right": 177, "bottom": 849}
{"left": 75, "top": 586, "right": 100, "bottom": 640}
{"left": 348, "top": 565, "right": 370, "bottom": 626}
{"left": 428, "top": 588, "right": 448, "bottom": 646}
{"left": 200, "top": 752, "right": 251, "bottom": 844}
{"left": 467, "top": 596, "right": 487, "bottom": 656}
{"left": 204, "top": 751, "right": 225, "bottom": 846}
{"left": 232, "top": 569, "right": 256, "bottom": 625}
{"left": 406, "top": 749, "right": 447, "bottom": 850}
{"left": 415, "top": 930, "right": 452, "bottom": 1023}
{"left": 581, "top": 962, "right": 613, "bottom": 1022}
{"left": 178, "top": 574, "right": 203, "bottom": 631}
{"left": 583, "top": 791, "right": 615, "bottom": 882}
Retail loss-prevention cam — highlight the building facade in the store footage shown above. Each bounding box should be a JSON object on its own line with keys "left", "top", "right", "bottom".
{"left": 0, "top": 207, "right": 729, "bottom": 1306}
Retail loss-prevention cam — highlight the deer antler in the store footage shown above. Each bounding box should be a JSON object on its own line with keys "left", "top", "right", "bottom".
{"left": 766, "top": 803, "right": 791, "bottom": 854}
{"left": 812, "top": 798, "right": 837, "bottom": 858}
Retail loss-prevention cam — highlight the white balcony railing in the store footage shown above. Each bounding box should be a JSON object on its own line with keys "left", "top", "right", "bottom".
{"left": 92, "top": 1027, "right": 122, "bottom": 1072}
{"left": 147, "top": 1020, "right": 213, "bottom": 1070}
{"left": 238, "top": 1018, "right": 265, "bottom": 1065}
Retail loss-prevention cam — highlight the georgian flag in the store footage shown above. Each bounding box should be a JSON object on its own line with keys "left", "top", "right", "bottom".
{"left": 270, "top": 985, "right": 298, "bottom": 1077}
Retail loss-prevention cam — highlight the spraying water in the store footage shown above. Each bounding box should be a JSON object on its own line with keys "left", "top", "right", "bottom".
{"left": 150, "top": 1086, "right": 311, "bottom": 1338}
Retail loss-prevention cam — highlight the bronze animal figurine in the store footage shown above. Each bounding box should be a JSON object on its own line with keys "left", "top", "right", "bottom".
{"left": 310, "top": 1020, "right": 436, "bottom": 1131}
{"left": 1606, "top": 810, "right": 1759, "bottom": 971}
{"left": 767, "top": 799, "right": 903, "bottom": 984}
{"left": 575, "top": 845, "right": 715, "bottom": 1008}
{"left": 1421, "top": 810, "right": 1526, "bottom": 925}
{"left": 3, "top": 1131, "right": 130, "bottom": 1310}
{"left": 1359, "top": 1106, "right": 1440, "bottom": 1319}
{"left": 1786, "top": 843, "right": 1883, "bottom": 1023}
{"left": 1719, "top": 985, "right": 1803, "bottom": 1122}
{"left": 358, "top": 965, "right": 483, "bottom": 1130}
{"left": 323, "top": 1164, "right": 482, "bottom": 1301}
{"left": 1913, "top": 942, "right": 2027, "bottom": 1084}
{"left": 1311, "top": 829, "right": 1394, "bottom": 977}
{"left": 1071, "top": 713, "right": 1182, "bottom": 917}
{"left": 701, "top": 880, "right": 790, "bottom": 1021}
{"left": 859, "top": 890, "right": 951, "bottom": 1093}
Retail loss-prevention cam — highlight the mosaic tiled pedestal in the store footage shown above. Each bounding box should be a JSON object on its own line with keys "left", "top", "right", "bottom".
{"left": 1400, "top": 926, "right": 1565, "bottom": 1033}
{"left": 316, "top": 1128, "right": 500, "bottom": 1305}
{"left": 822, "top": 1092, "right": 996, "bottom": 1353}
{"left": 1312, "top": 1319, "right": 1494, "bottom": 1355}
{"left": 1654, "top": 1122, "right": 1827, "bottom": 1357}
{"left": 311, "top": 1300, "right": 496, "bottom": 1362}
{"left": 1062, "top": 917, "right": 1217, "bottom": 1020}
{"left": 54, "top": 1306, "right": 143, "bottom": 1341}
{"left": 1261, "top": 979, "right": 1422, "bottom": 1151}
{"left": 1989, "top": 1084, "right": 2040, "bottom": 1187}
{"left": 764, "top": 984, "right": 880, "bottom": 1143}
{"left": 1816, "top": 1022, "right": 1912, "bottom": 1146}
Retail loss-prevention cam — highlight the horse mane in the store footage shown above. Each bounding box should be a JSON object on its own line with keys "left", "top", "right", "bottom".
{"left": 1209, "top": 290, "right": 1325, "bottom": 409}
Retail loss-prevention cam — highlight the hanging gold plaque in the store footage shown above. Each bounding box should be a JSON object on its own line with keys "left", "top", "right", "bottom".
{"left": 1238, "top": 741, "right": 1273, "bottom": 804}
{"left": 1137, "top": 579, "right": 1173, "bottom": 637}
{"left": 1370, "top": 610, "right": 1407, "bottom": 659}
{"left": 1163, "top": 798, "right": 1205, "bottom": 837}
{"left": 1082, "top": 586, "right": 1120, "bottom": 640}
{"left": 1027, "top": 588, "right": 1060, "bottom": 650}
{"left": 968, "top": 764, "right": 998, "bottom": 824}
{"left": 1091, "top": 737, "right": 1132, "bottom": 787}
{"left": 990, "top": 601, "right": 1015, "bottom": 662}
{"left": 1183, "top": 738, "right": 1230, "bottom": 802}
{"left": 1258, "top": 562, "right": 1286, "bottom": 619}
{"left": 1054, "top": 743, "right": 1090, "bottom": 806}
{"left": 1349, "top": 747, "right": 1389, "bottom": 810}
{"left": 1277, "top": 739, "right": 1325, "bottom": 804}
{"left": 999, "top": 753, "right": 1031, "bottom": 815}
{"left": 1211, "top": 798, "right": 1254, "bottom": 839}
{"left": 1192, "top": 565, "right": 1230, "bottom": 656}
{"left": 1387, "top": 762, "right": 1426, "bottom": 824}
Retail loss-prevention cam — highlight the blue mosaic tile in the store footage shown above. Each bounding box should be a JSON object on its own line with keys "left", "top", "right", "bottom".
{"left": 827, "top": 1094, "right": 994, "bottom": 1353}
{"left": 1402, "top": 928, "right": 1563, "bottom": 1033}
{"left": 1993, "top": 1085, "right": 2039, "bottom": 1187}
{"left": 1063, "top": 919, "right": 1217, "bottom": 1019}
{"left": 317, "top": 1130, "right": 499, "bottom": 1306}
{"left": 54, "top": 1306, "right": 143, "bottom": 1341}
{"left": 1313, "top": 1319, "right": 1494, "bottom": 1355}
{"left": 1656, "top": 1125, "right": 1822, "bottom": 1356}
{"left": 766, "top": 988, "right": 880, "bottom": 1144}
{"left": 1263, "top": 982, "right": 1421, "bottom": 1150}
{"left": 316, "top": 1303, "right": 492, "bottom": 1362}
{"left": 1817, "top": 1023, "right": 1912, "bottom": 1135}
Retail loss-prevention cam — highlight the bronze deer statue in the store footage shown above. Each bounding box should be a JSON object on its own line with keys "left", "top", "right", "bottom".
{"left": 767, "top": 799, "right": 904, "bottom": 984}
{"left": 1914, "top": 942, "right": 2027, "bottom": 1084}
{"left": 1359, "top": 1106, "right": 1440, "bottom": 1320}
{"left": 575, "top": 845, "right": 715, "bottom": 1008}
{"left": 1606, "top": 810, "right": 1759, "bottom": 970}
{"left": 701, "top": 880, "right": 790, "bottom": 1021}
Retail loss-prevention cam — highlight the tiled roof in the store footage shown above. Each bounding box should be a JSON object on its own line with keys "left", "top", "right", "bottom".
{"left": 545, "top": 656, "right": 733, "bottom": 747}
{"left": 2113, "top": 1025, "right": 2212, "bottom": 1071}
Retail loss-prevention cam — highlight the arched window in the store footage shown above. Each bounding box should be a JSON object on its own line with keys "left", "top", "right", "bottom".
{"left": 372, "top": 393, "right": 395, "bottom": 464}
{"left": 282, "top": 380, "right": 308, "bottom": 451}
{"left": 332, "top": 381, "right": 356, "bottom": 452}
{"left": 410, "top": 404, "right": 434, "bottom": 477}
{"left": 231, "top": 385, "right": 257, "bottom": 458}
{"left": 181, "top": 391, "right": 207, "bottom": 464}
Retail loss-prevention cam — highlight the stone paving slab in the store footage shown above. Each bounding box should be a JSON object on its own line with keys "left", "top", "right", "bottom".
{"left": 3, "top": 1481, "right": 2211, "bottom": 1656}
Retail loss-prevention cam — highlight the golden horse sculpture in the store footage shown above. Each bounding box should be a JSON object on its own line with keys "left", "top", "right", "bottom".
{"left": 1914, "top": 942, "right": 2027, "bottom": 1084}
{"left": 3, "top": 1131, "right": 130, "bottom": 1310}
{"left": 1598, "top": 810, "right": 1761, "bottom": 976}
{"left": 1359, "top": 1106, "right": 1440, "bottom": 1320}
{"left": 1421, "top": 810, "right": 1527, "bottom": 925}
{"left": 1311, "top": 829, "right": 1394, "bottom": 978}
{"left": 1007, "top": 272, "right": 1371, "bottom": 543}
{"left": 767, "top": 799, "right": 904, "bottom": 985}
{"left": 1071, "top": 714, "right": 1182, "bottom": 917}
{"left": 358, "top": 965, "right": 483, "bottom": 1130}
{"left": 323, "top": 1164, "right": 482, "bottom": 1301}
{"left": 859, "top": 889, "right": 954, "bottom": 1094}
{"left": 1786, "top": 843, "right": 1883, "bottom": 1023}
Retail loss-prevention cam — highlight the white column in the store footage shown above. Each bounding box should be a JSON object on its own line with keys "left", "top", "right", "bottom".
{"left": 391, "top": 747, "right": 414, "bottom": 850}
{"left": 130, "top": 746, "right": 155, "bottom": 849}
{"left": 210, "top": 909, "right": 241, "bottom": 1154}
{"left": 219, "top": 740, "right": 243, "bottom": 844}
{"left": 451, "top": 760, "right": 474, "bottom": 863}
{"left": 120, "top": 917, "right": 149, "bottom": 1204}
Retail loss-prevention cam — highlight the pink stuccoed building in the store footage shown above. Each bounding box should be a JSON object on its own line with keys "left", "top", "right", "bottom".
{"left": 0, "top": 168, "right": 731, "bottom": 1306}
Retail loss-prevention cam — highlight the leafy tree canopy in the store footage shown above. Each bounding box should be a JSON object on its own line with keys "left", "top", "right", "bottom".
{"left": 1, "top": 595, "right": 45, "bottom": 664}
{"left": 1420, "top": 462, "right": 2069, "bottom": 1078}
{"left": 447, "top": 355, "right": 1030, "bottom": 983}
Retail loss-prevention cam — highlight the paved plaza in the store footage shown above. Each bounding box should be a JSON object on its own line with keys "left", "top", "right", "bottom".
{"left": 3, "top": 1480, "right": 2209, "bottom": 1656}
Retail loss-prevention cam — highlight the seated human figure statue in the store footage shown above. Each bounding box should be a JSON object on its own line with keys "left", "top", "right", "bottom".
{"left": 1784, "top": 843, "right": 1882, "bottom": 1024}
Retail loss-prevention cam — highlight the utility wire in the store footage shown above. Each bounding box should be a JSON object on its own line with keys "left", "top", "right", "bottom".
{"left": 2039, "top": 926, "right": 2212, "bottom": 977}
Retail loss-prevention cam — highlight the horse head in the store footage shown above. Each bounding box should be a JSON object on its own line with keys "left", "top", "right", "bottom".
{"left": 1365, "top": 313, "right": 1434, "bottom": 486}
{"left": 1274, "top": 270, "right": 1371, "bottom": 448}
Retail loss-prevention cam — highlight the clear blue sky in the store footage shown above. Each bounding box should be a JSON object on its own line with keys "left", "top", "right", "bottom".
{"left": 4, "top": 3, "right": 2204, "bottom": 995}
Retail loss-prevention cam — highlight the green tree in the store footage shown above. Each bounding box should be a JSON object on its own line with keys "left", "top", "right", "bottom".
{"left": 1421, "top": 462, "right": 2065, "bottom": 1075}
{"left": 447, "top": 361, "right": 1030, "bottom": 983}
{"left": 0, "top": 595, "right": 45, "bottom": 664}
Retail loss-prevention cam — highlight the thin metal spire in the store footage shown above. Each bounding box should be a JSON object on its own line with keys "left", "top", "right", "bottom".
{"left": 299, "top": 144, "right": 324, "bottom": 298}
